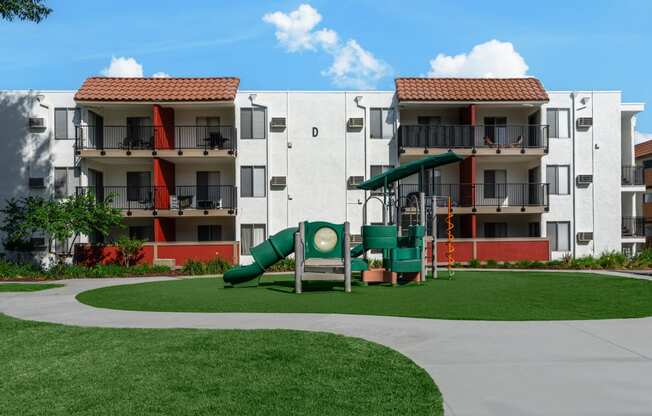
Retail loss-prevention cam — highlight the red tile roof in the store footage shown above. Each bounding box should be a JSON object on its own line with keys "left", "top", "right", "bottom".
{"left": 635, "top": 140, "right": 652, "bottom": 159}
{"left": 395, "top": 77, "right": 549, "bottom": 102}
{"left": 75, "top": 77, "right": 240, "bottom": 102}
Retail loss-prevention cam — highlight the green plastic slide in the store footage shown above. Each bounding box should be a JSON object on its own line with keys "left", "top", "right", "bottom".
{"left": 223, "top": 227, "right": 297, "bottom": 287}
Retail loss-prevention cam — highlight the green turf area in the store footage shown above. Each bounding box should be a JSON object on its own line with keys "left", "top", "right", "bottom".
{"left": 77, "top": 271, "right": 652, "bottom": 320}
{"left": 0, "top": 283, "right": 63, "bottom": 292}
{"left": 0, "top": 313, "right": 441, "bottom": 416}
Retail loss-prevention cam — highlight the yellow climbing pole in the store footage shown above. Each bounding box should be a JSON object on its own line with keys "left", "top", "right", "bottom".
{"left": 446, "top": 196, "right": 455, "bottom": 279}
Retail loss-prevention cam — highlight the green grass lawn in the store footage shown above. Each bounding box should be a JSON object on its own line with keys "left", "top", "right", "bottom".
{"left": 0, "top": 283, "right": 63, "bottom": 292}
{"left": 78, "top": 271, "right": 652, "bottom": 320}
{"left": 0, "top": 313, "right": 441, "bottom": 416}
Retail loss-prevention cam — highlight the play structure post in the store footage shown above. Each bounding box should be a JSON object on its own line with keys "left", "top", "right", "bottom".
{"left": 419, "top": 192, "right": 426, "bottom": 282}
{"left": 294, "top": 222, "right": 305, "bottom": 294}
{"left": 344, "top": 221, "right": 352, "bottom": 293}
{"left": 431, "top": 196, "right": 438, "bottom": 279}
{"left": 394, "top": 186, "right": 401, "bottom": 233}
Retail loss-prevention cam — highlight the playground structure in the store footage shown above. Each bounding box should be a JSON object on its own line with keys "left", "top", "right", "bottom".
{"left": 222, "top": 153, "right": 464, "bottom": 291}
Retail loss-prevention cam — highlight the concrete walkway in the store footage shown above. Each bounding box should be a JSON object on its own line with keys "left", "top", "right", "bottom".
{"left": 2, "top": 277, "right": 652, "bottom": 416}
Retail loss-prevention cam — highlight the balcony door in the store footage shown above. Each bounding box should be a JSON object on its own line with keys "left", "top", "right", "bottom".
{"left": 197, "top": 171, "right": 220, "bottom": 208}
{"left": 196, "top": 117, "right": 221, "bottom": 148}
{"left": 88, "top": 111, "right": 103, "bottom": 149}
{"left": 484, "top": 169, "right": 507, "bottom": 203}
{"left": 484, "top": 117, "right": 507, "bottom": 146}
{"left": 126, "top": 117, "right": 151, "bottom": 148}
{"left": 528, "top": 167, "right": 540, "bottom": 205}
{"left": 88, "top": 169, "right": 104, "bottom": 203}
{"left": 126, "top": 171, "right": 152, "bottom": 207}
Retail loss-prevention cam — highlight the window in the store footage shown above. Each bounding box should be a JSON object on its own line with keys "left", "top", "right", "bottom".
{"left": 643, "top": 160, "right": 652, "bottom": 169}
{"left": 129, "top": 226, "right": 152, "bottom": 241}
{"left": 241, "top": 224, "right": 266, "bottom": 255}
{"left": 370, "top": 108, "right": 394, "bottom": 139}
{"left": 645, "top": 192, "right": 652, "bottom": 203}
{"left": 240, "top": 166, "right": 266, "bottom": 197}
{"left": 483, "top": 170, "right": 506, "bottom": 199}
{"left": 54, "top": 108, "right": 79, "bottom": 140}
{"left": 126, "top": 172, "right": 151, "bottom": 202}
{"left": 547, "top": 221, "right": 570, "bottom": 252}
{"left": 546, "top": 108, "right": 570, "bottom": 138}
{"left": 528, "top": 222, "right": 541, "bottom": 237}
{"left": 370, "top": 164, "right": 394, "bottom": 194}
{"left": 546, "top": 165, "right": 570, "bottom": 195}
{"left": 240, "top": 108, "right": 266, "bottom": 139}
{"left": 198, "top": 225, "right": 222, "bottom": 241}
{"left": 54, "top": 167, "right": 80, "bottom": 198}
{"left": 484, "top": 223, "right": 507, "bottom": 238}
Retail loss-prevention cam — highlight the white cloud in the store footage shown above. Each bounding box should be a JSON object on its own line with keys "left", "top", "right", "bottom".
{"left": 428, "top": 39, "right": 528, "bottom": 78}
{"left": 635, "top": 131, "right": 652, "bottom": 145}
{"left": 99, "top": 56, "right": 169, "bottom": 78}
{"left": 322, "top": 40, "right": 389, "bottom": 89}
{"left": 262, "top": 4, "right": 323, "bottom": 52}
{"left": 263, "top": 4, "right": 390, "bottom": 89}
{"left": 100, "top": 56, "right": 144, "bottom": 77}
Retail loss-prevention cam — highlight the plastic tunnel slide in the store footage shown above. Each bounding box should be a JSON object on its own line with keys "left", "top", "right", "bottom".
{"left": 223, "top": 227, "right": 297, "bottom": 286}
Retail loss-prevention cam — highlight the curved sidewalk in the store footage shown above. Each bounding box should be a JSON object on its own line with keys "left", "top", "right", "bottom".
{"left": 2, "top": 277, "right": 652, "bottom": 416}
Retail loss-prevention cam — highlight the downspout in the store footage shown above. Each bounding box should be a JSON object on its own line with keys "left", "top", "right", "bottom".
{"left": 590, "top": 91, "right": 596, "bottom": 256}
{"left": 354, "top": 95, "right": 367, "bottom": 223}
{"left": 571, "top": 92, "right": 577, "bottom": 258}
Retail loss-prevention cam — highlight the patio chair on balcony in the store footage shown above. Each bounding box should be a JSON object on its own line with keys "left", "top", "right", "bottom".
{"left": 483, "top": 136, "right": 496, "bottom": 148}
{"left": 510, "top": 135, "right": 524, "bottom": 148}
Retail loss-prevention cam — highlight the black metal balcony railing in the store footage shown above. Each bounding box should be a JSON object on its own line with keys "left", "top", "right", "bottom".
{"left": 622, "top": 216, "right": 645, "bottom": 237}
{"left": 399, "top": 183, "right": 549, "bottom": 209}
{"left": 622, "top": 166, "right": 644, "bottom": 186}
{"left": 175, "top": 185, "right": 237, "bottom": 210}
{"left": 175, "top": 126, "right": 236, "bottom": 152}
{"left": 398, "top": 124, "right": 549, "bottom": 151}
{"left": 75, "top": 125, "right": 237, "bottom": 152}
{"left": 76, "top": 185, "right": 237, "bottom": 210}
{"left": 75, "top": 126, "right": 161, "bottom": 150}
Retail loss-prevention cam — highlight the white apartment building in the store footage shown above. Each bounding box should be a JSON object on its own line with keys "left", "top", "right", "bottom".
{"left": 0, "top": 76, "right": 645, "bottom": 266}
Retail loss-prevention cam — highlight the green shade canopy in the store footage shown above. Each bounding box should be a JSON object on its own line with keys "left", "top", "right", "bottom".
{"left": 357, "top": 152, "right": 464, "bottom": 191}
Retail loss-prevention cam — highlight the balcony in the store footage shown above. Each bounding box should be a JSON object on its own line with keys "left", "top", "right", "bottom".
{"left": 621, "top": 166, "right": 644, "bottom": 186}
{"left": 622, "top": 216, "right": 644, "bottom": 238}
{"left": 398, "top": 124, "right": 548, "bottom": 156}
{"left": 399, "top": 183, "right": 549, "bottom": 213}
{"left": 76, "top": 185, "right": 237, "bottom": 216}
{"left": 74, "top": 125, "right": 237, "bottom": 157}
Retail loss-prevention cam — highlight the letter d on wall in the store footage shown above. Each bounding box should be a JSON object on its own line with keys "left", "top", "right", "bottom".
{"left": 312, "top": 127, "right": 318, "bottom": 138}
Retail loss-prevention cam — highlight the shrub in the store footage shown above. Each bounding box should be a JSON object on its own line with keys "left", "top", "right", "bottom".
{"left": 514, "top": 260, "right": 533, "bottom": 269}
{"left": 0, "top": 259, "right": 171, "bottom": 281}
{"left": 546, "top": 259, "right": 562, "bottom": 268}
{"left": 181, "top": 257, "right": 232, "bottom": 276}
{"left": 468, "top": 258, "right": 480, "bottom": 268}
{"left": 368, "top": 259, "right": 384, "bottom": 269}
{"left": 631, "top": 249, "right": 652, "bottom": 268}
{"left": 596, "top": 251, "right": 628, "bottom": 269}
{"left": 571, "top": 255, "right": 598, "bottom": 269}
{"left": 530, "top": 261, "right": 545, "bottom": 269}
{"left": 267, "top": 258, "right": 295, "bottom": 272}
{"left": 485, "top": 259, "right": 498, "bottom": 268}
{"left": 115, "top": 237, "right": 146, "bottom": 267}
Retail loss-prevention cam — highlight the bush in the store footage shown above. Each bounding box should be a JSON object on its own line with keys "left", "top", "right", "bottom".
{"left": 115, "top": 237, "right": 146, "bottom": 267}
{"left": 0, "top": 259, "right": 171, "bottom": 281}
{"left": 181, "top": 257, "right": 232, "bottom": 276}
{"left": 368, "top": 259, "right": 384, "bottom": 269}
{"left": 485, "top": 259, "right": 498, "bottom": 268}
{"left": 266, "top": 258, "right": 295, "bottom": 272}
{"left": 514, "top": 260, "right": 533, "bottom": 269}
{"left": 468, "top": 258, "right": 480, "bottom": 268}
{"left": 596, "top": 251, "right": 628, "bottom": 269}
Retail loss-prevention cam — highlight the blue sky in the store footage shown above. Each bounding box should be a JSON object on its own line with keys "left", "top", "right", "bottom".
{"left": 1, "top": 0, "right": 651, "bottom": 132}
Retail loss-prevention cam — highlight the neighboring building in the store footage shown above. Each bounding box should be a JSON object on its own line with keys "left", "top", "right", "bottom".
{"left": 635, "top": 139, "right": 652, "bottom": 247}
{"left": 0, "top": 76, "right": 645, "bottom": 265}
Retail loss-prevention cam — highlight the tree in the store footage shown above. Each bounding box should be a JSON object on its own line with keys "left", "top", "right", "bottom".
{"left": 0, "top": 193, "right": 123, "bottom": 263}
{"left": 0, "top": 0, "right": 52, "bottom": 23}
{"left": 115, "top": 236, "right": 145, "bottom": 267}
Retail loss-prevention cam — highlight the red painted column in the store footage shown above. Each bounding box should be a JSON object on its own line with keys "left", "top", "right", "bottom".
{"left": 153, "top": 158, "right": 175, "bottom": 210}
{"left": 152, "top": 105, "right": 175, "bottom": 150}
{"left": 154, "top": 218, "right": 175, "bottom": 242}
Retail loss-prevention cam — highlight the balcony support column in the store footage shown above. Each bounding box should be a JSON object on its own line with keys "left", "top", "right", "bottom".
{"left": 152, "top": 104, "right": 175, "bottom": 150}
{"left": 153, "top": 158, "right": 175, "bottom": 210}
{"left": 154, "top": 218, "right": 175, "bottom": 243}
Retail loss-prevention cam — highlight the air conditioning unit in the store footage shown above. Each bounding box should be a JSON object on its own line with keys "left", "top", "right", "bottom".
{"left": 169, "top": 195, "right": 178, "bottom": 210}
{"left": 347, "top": 118, "right": 364, "bottom": 129}
{"left": 28, "top": 117, "right": 45, "bottom": 129}
{"left": 576, "top": 117, "right": 593, "bottom": 129}
{"left": 347, "top": 176, "right": 364, "bottom": 189}
{"left": 576, "top": 232, "right": 593, "bottom": 243}
{"left": 576, "top": 175, "right": 593, "bottom": 186}
{"left": 28, "top": 177, "right": 45, "bottom": 189}
{"left": 270, "top": 176, "right": 287, "bottom": 188}
{"left": 270, "top": 117, "right": 287, "bottom": 130}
